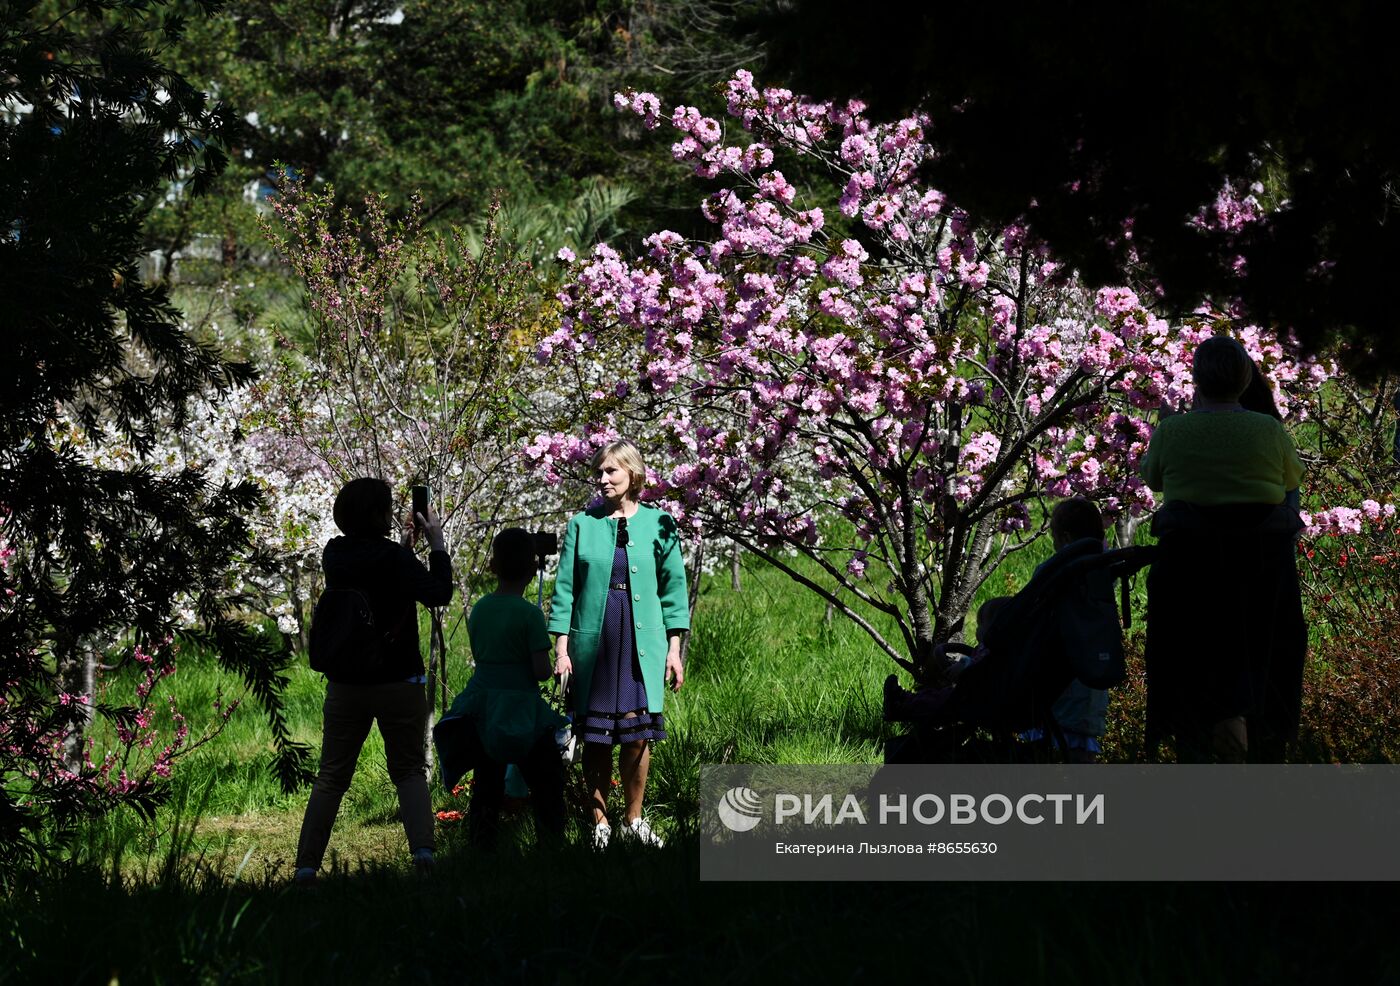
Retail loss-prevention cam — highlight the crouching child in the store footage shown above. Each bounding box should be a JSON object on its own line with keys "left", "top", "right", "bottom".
{"left": 435, "top": 529, "right": 568, "bottom": 848}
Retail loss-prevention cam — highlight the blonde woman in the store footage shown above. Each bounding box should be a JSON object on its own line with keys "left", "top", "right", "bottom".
{"left": 549, "top": 440, "right": 689, "bottom": 848}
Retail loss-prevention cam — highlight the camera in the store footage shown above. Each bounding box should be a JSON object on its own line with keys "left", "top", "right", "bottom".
{"left": 532, "top": 531, "right": 558, "bottom": 564}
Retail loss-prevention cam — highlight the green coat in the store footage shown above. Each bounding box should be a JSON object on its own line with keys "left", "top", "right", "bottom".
{"left": 547, "top": 503, "right": 690, "bottom": 715}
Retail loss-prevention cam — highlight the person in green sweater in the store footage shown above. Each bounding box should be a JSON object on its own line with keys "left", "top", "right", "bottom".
{"left": 1140, "top": 356, "right": 1303, "bottom": 508}
{"left": 549, "top": 440, "right": 690, "bottom": 849}
{"left": 446, "top": 528, "right": 567, "bottom": 849}
{"left": 1139, "top": 336, "right": 1306, "bottom": 762}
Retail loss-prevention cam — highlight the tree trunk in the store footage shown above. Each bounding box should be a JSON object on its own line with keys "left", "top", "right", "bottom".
{"left": 286, "top": 567, "right": 310, "bottom": 654}
{"left": 423, "top": 608, "right": 444, "bottom": 773}
{"left": 680, "top": 540, "right": 704, "bottom": 666}
{"left": 730, "top": 541, "right": 741, "bottom": 591}
{"left": 932, "top": 512, "right": 1000, "bottom": 652}
{"left": 60, "top": 639, "right": 98, "bottom": 772}
{"left": 436, "top": 612, "right": 449, "bottom": 713}
{"left": 1114, "top": 513, "right": 1142, "bottom": 548}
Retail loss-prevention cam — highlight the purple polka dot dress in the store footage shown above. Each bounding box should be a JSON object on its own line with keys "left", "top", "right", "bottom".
{"left": 577, "top": 518, "right": 666, "bottom": 745}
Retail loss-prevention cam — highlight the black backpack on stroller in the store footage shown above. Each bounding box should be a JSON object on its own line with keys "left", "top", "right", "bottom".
{"left": 886, "top": 539, "right": 1158, "bottom": 763}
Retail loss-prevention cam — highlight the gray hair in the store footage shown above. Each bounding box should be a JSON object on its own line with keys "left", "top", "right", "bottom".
{"left": 1192, "top": 336, "right": 1253, "bottom": 402}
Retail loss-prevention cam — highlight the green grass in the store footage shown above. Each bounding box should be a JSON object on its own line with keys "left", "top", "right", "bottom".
{"left": 60, "top": 555, "right": 911, "bottom": 885}
{"left": 6, "top": 552, "right": 1395, "bottom": 982}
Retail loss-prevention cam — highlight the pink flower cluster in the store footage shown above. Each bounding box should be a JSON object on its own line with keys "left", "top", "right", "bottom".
{"left": 1304, "top": 502, "right": 1397, "bottom": 538}
{"left": 1191, "top": 182, "right": 1263, "bottom": 234}
{"left": 613, "top": 89, "right": 661, "bottom": 129}
{"left": 524, "top": 424, "right": 622, "bottom": 488}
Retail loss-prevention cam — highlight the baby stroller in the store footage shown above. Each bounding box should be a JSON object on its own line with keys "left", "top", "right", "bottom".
{"left": 884, "top": 539, "right": 1158, "bottom": 763}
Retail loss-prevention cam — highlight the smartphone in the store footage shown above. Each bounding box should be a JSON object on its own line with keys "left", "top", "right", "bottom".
{"left": 412, "top": 485, "right": 430, "bottom": 524}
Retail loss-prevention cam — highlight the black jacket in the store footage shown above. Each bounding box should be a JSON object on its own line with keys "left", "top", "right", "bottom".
{"left": 321, "top": 535, "right": 454, "bottom": 684}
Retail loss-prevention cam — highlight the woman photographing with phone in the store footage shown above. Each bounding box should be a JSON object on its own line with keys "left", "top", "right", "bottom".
{"left": 549, "top": 440, "right": 689, "bottom": 848}
{"left": 293, "top": 477, "right": 452, "bottom": 883}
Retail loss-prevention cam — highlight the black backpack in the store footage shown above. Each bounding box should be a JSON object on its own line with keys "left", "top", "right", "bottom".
{"left": 308, "top": 588, "right": 403, "bottom": 676}
{"left": 1056, "top": 560, "right": 1129, "bottom": 689}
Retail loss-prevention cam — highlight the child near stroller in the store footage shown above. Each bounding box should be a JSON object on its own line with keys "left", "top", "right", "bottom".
{"left": 883, "top": 499, "right": 1156, "bottom": 763}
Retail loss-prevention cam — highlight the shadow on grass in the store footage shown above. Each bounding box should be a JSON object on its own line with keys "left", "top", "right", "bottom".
{"left": 4, "top": 836, "right": 1397, "bottom": 985}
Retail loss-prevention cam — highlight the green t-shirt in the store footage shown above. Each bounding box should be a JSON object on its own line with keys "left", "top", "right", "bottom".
{"left": 467, "top": 593, "right": 551, "bottom": 684}
{"left": 1139, "top": 410, "right": 1304, "bottom": 505}
{"left": 444, "top": 593, "right": 564, "bottom": 764}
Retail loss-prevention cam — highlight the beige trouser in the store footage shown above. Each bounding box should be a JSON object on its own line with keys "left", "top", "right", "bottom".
{"left": 295, "top": 680, "right": 433, "bottom": 870}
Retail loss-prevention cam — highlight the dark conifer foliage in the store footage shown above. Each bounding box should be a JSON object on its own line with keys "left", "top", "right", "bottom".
{"left": 0, "top": 0, "right": 310, "bottom": 872}
{"left": 754, "top": 0, "right": 1400, "bottom": 372}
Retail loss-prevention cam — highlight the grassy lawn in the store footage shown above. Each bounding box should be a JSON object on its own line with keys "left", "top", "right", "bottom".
{"left": 74, "top": 552, "right": 920, "bottom": 881}
{"left": 5, "top": 550, "right": 1396, "bottom": 983}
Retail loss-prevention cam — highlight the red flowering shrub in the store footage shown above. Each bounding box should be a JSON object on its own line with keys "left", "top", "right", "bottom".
{"left": 1101, "top": 639, "right": 1155, "bottom": 762}
{"left": 1103, "top": 614, "right": 1400, "bottom": 763}
{"left": 1296, "top": 608, "right": 1400, "bottom": 763}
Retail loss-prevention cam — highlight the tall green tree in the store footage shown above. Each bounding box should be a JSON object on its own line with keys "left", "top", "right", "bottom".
{"left": 0, "top": 0, "right": 310, "bottom": 874}
{"left": 154, "top": 0, "right": 764, "bottom": 273}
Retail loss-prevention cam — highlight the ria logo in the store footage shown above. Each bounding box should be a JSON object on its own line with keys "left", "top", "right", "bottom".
{"left": 716, "top": 786, "right": 764, "bottom": 832}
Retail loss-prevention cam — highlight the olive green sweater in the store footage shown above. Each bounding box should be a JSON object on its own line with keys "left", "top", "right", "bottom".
{"left": 1139, "top": 410, "right": 1303, "bottom": 505}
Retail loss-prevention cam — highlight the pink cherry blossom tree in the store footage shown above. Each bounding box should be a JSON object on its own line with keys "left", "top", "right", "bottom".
{"left": 530, "top": 74, "right": 1400, "bottom": 681}
{"left": 532, "top": 75, "right": 1211, "bottom": 678}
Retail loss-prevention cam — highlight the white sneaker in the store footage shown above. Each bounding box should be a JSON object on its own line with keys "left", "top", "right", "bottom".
{"left": 592, "top": 822, "right": 611, "bottom": 849}
{"left": 622, "top": 817, "right": 664, "bottom": 848}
